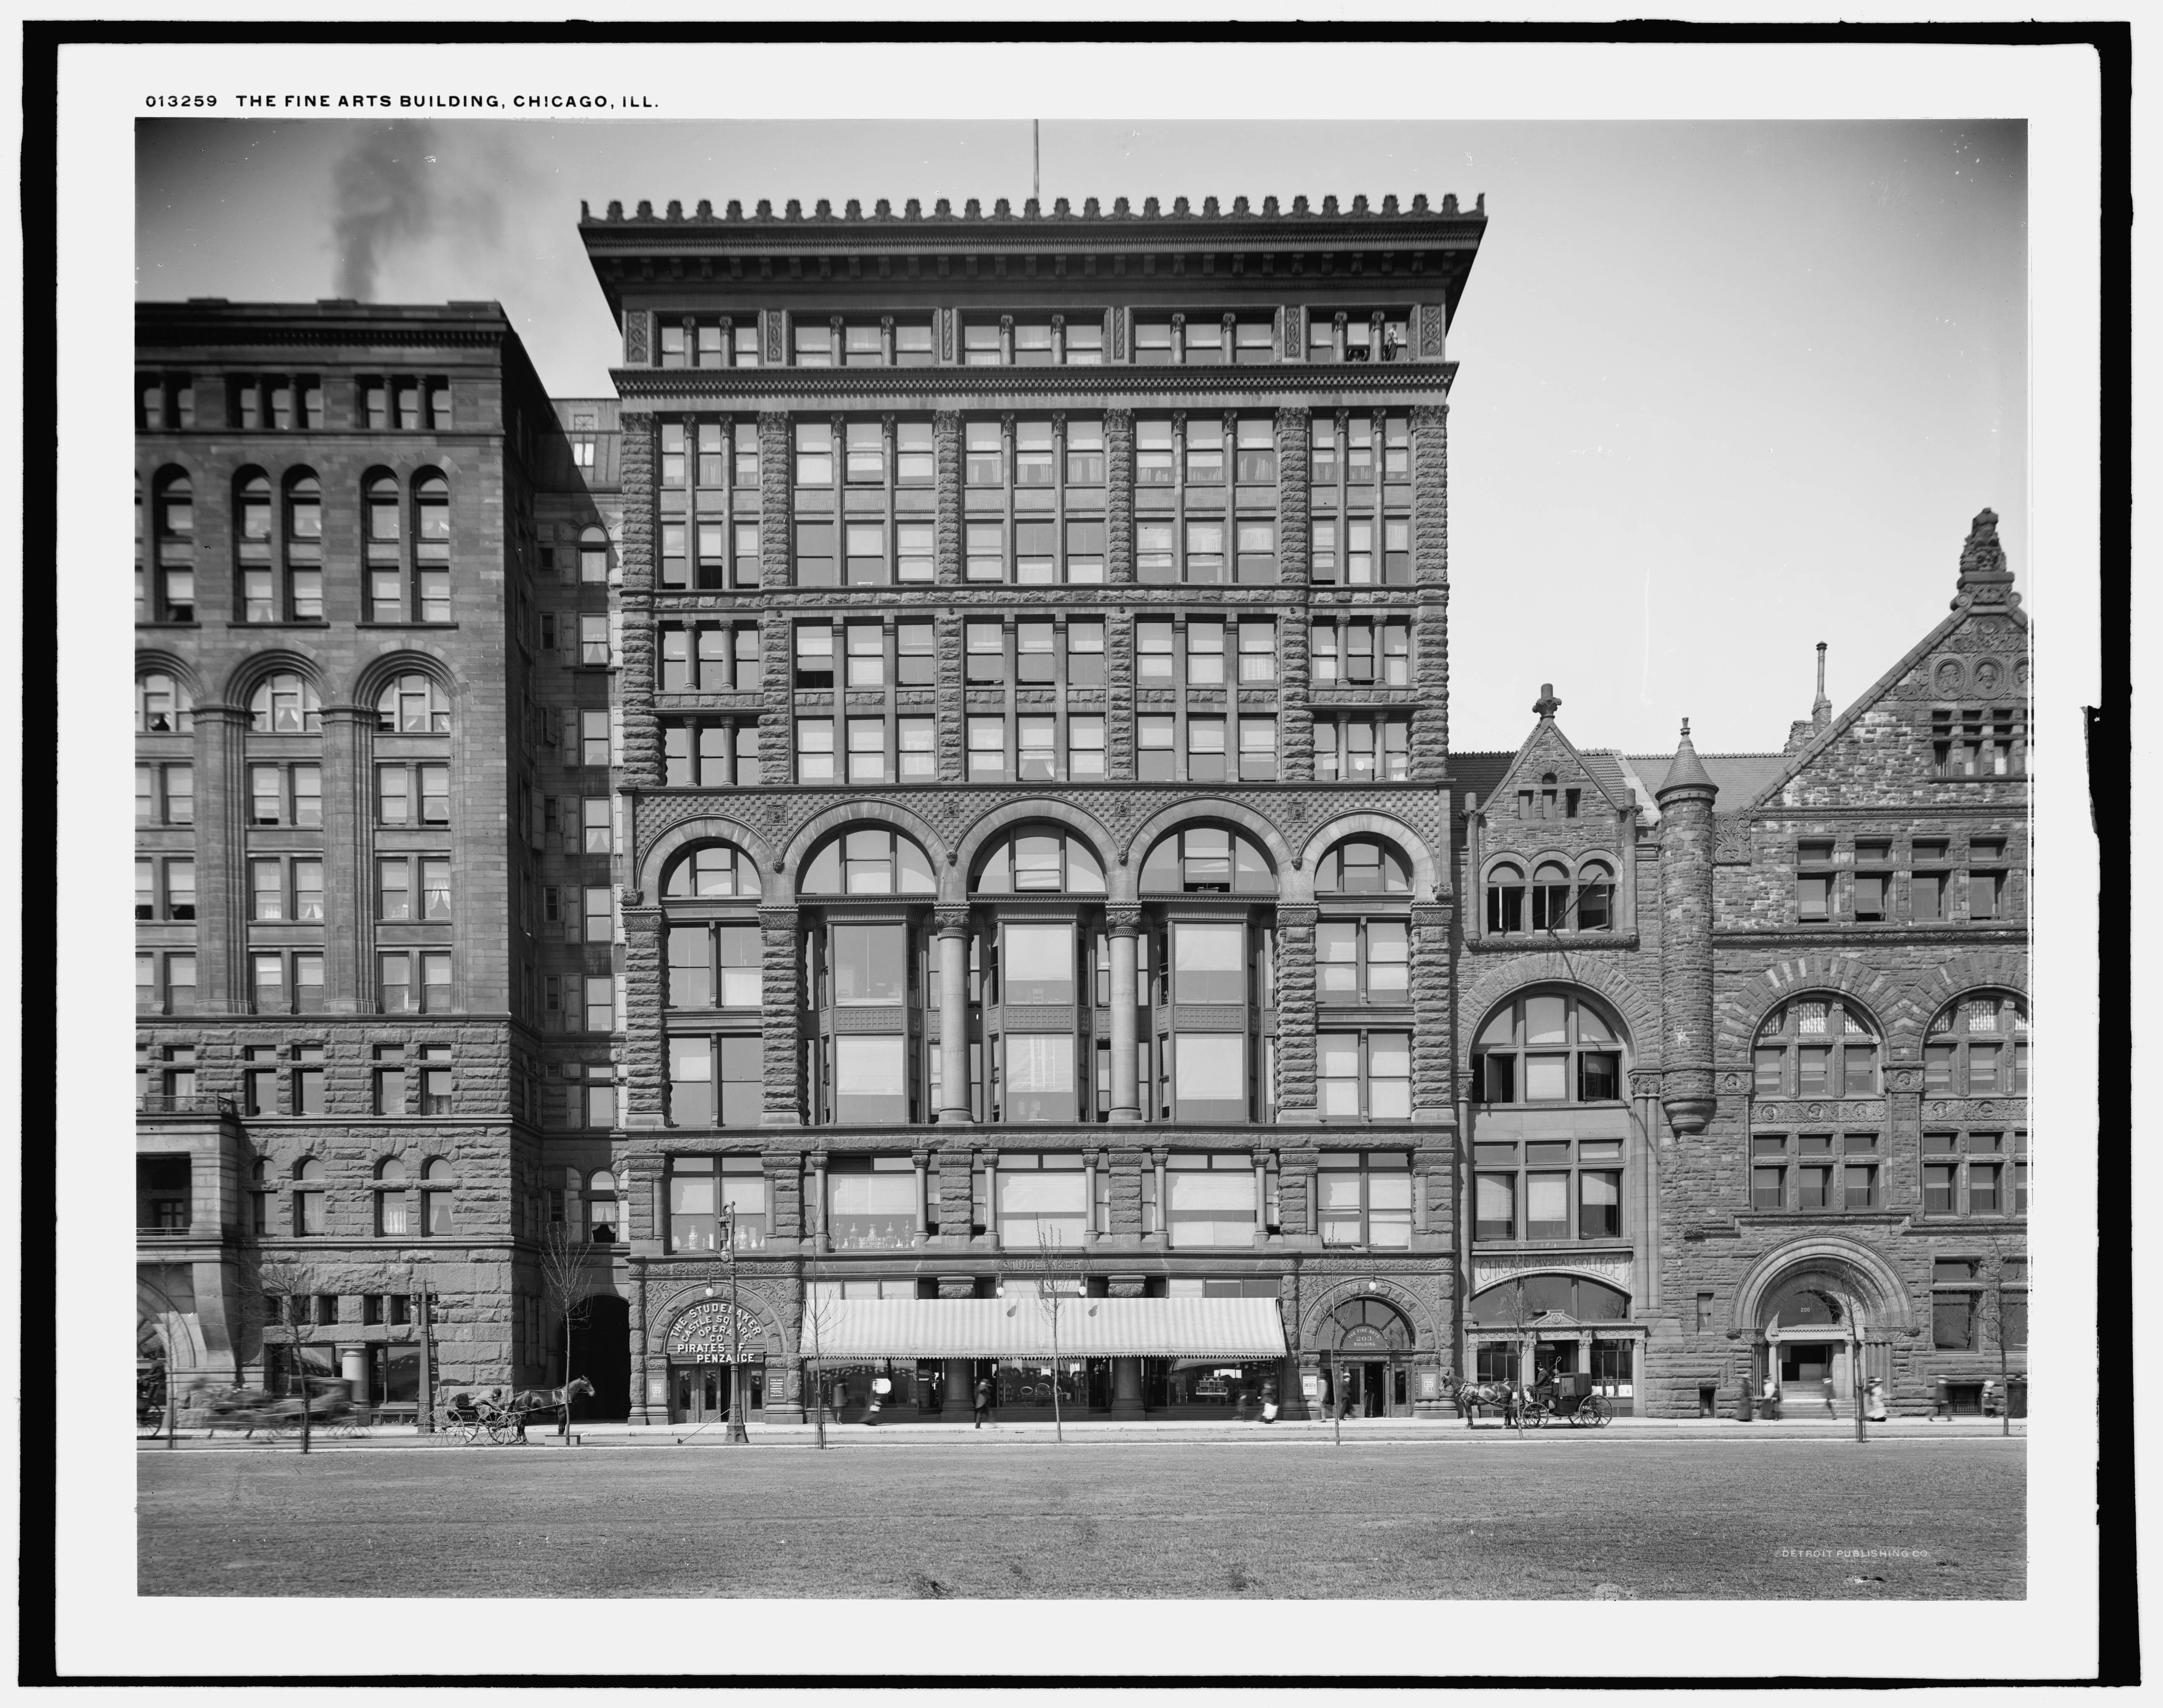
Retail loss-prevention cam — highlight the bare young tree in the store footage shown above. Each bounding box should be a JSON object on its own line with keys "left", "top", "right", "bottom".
{"left": 251, "top": 1258, "right": 321, "bottom": 1453}
{"left": 1975, "top": 1235, "right": 2024, "bottom": 1437}
{"left": 1029, "top": 1227, "right": 1081, "bottom": 1443}
{"left": 800, "top": 1281, "right": 842, "bottom": 1450}
{"left": 534, "top": 1209, "right": 596, "bottom": 1437}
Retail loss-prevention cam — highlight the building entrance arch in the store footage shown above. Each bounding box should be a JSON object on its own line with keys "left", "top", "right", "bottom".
{"left": 1315, "top": 1297, "right": 1417, "bottom": 1419}
{"left": 1744, "top": 1246, "right": 1907, "bottom": 1414}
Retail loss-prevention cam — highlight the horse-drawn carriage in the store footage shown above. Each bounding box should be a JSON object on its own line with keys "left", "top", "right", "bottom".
{"left": 196, "top": 1381, "right": 367, "bottom": 1439}
{"left": 442, "top": 1376, "right": 593, "bottom": 1445}
{"left": 1448, "top": 1371, "right": 1614, "bottom": 1429}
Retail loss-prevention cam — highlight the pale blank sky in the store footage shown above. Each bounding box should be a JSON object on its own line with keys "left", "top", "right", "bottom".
{"left": 137, "top": 118, "right": 2026, "bottom": 755}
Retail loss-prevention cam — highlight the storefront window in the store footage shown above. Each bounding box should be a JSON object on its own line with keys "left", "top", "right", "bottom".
{"left": 1166, "top": 1152, "right": 1255, "bottom": 1248}
{"left": 825, "top": 1155, "right": 920, "bottom": 1248}
{"left": 997, "top": 1153, "right": 1085, "bottom": 1247}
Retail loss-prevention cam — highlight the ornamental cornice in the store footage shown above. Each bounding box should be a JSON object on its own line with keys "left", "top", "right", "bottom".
{"left": 609, "top": 363, "right": 1459, "bottom": 404}
{"left": 1918, "top": 1097, "right": 2027, "bottom": 1124}
{"left": 1751, "top": 1099, "right": 1887, "bottom": 1126}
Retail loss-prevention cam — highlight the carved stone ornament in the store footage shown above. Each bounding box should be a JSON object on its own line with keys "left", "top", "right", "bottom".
{"left": 1471, "top": 1252, "right": 1634, "bottom": 1294}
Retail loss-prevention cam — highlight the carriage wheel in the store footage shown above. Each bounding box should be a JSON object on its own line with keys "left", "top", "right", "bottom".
{"left": 1586, "top": 1394, "right": 1613, "bottom": 1428}
{"left": 486, "top": 1420, "right": 518, "bottom": 1445}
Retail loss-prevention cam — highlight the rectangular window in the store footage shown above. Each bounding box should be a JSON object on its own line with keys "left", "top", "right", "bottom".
{"left": 1138, "top": 715, "right": 1175, "bottom": 781}
{"left": 847, "top": 717, "right": 887, "bottom": 784}
{"left": 895, "top": 420, "right": 934, "bottom": 482}
{"left": 898, "top": 717, "right": 936, "bottom": 781}
{"left": 834, "top": 1034, "right": 908, "bottom": 1124}
{"left": 896, "top": 523, "right": 934, "bottom": 584}
{"left": 1015, "top": 521, "right": 1057, "bottom": 585}
{"left": 794, "top": 521, "right": 836, "bottom": 587}
{"left": 1066, "top": 619, "right": 1105, "bottom": 685}
{"left": 796, "top": 718, "right": 834, "bottom": 784}
{"left": 966, "top": 522, "right": 1004, "bottom": 583}
{"left": 967, "top": 716, "right": 1006, "bottom": 782}
{"left": 965, "top": 420, "right": 1004, "bottom": 484}
{"left": 1185, "top": 520, "right": 1226, "bottom": 583}
{"left": 1238, "top": 718, "right": 1277, "bottom": 782}
{"left": 1066, "top": 716, "right": 1106, "bottom": 781}
{"left": 1165, "top": 1154, "right": 1255, "bottom": 1246}
{"left": 583, "top": 886, "right": 612, "bottom": 945}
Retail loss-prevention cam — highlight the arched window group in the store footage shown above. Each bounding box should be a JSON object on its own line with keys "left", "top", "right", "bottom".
{"left": 1473, "top": 990, "right": 1627, "bottom": 1106}
{"left": 1137, "top": 824, "right": 1275, "bottom": 894}
{"left": 137, "top": 671, "right": 193, "bottom": 734}
{"left": 364, "top": 469, "right": 453, "bottom": 622}
{"left": 1923, "top": 991, "right": 2027, "bottom": 1096}
{"left": 1753, "top": 995, "right": 1880, "bottom": 1099}
{"left": 970, "top": 827, "right": 1104, "bottom": 894}
{"left": 1486, "top": 855, "right": 1614, "bottom": 935}
{"left": 377, "top": 671, "right": 451, "bottom": 734}
{"left": 149, "top": 472, "right": 195, "bottom": 622}
{"left": 251, "top": 671, "right": 322, "bottom": 734}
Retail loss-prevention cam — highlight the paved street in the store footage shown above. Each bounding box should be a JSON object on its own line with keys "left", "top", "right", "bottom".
{"left": 139, "top": 1434, "right": 2023, "bottom": 1599}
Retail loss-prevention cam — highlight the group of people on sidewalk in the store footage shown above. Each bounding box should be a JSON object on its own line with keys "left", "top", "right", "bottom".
{"left": 1755, "top": 1375, "right": 1889, "bottom": 1421}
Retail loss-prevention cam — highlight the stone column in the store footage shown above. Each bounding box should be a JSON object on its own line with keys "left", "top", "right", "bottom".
{"left": 1410, "top": 899, "right": 1454, "bottom": 1118}
{"left": 1273, "top": 904, "right": 1319, "bottom": 1121}
{"left": 1106, "top": 906, "right": 1142, "bottom": 1122}
{"left": 935, "top": 610, "right": 965, "bottom": 783}
{"left": 617, "top": 591, "right": 661, "bottom": 788}
{"left": 1275, "top": 413, "right": 1314, "bottom": 778}
{"left": 1656, "top": 723, "right": 1718, "bottom": 1133}
{"left": 1105, "top": 609, "right": 1136, "bottom": 783}
{"left": 1410, "top": 401, "right": 1452, "bottom": 772}
{"left": 620, "top": 903, "right": 665, "bottom": 1127}
{"left": 632, "top": 1261, "right": 654, "bottom": 1423}
{"left": 316, "top": 704, "right": 369, "bottom": 1013}
{"left": 935, "top": 907, "right": 973, "bottom": 1123}
{"left": 758, "top": 905, "right": 803, "bottom": 1126}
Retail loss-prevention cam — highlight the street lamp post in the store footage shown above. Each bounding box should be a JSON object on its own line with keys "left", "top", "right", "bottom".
{"left": 718, "top": 1212, "right": 747, "bottom": 1444}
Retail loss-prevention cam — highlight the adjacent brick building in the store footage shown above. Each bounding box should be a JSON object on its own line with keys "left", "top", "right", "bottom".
{"left": 137, "top": 194, "right": 2025, "bottom": 1426}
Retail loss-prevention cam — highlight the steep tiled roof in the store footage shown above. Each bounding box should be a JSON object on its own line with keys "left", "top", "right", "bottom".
{"left": 1623, "top": 752, "right": 1792, "bottom": 806}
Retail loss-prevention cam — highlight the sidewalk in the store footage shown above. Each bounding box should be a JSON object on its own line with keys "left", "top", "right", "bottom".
{"left": 142, "top": 1414, "right": 2024, "bottom": 1448}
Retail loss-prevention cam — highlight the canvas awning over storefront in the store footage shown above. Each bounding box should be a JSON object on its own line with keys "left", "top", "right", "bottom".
{"left": 799, "top": 1297, "right": 1287, "bottom": 1360}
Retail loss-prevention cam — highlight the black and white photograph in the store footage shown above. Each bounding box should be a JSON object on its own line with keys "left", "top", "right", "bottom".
{"left": 41, "top": 24, "right": 2116, "bottom": 1685}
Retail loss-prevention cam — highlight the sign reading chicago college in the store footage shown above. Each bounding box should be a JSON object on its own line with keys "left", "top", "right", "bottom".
{"left": 665, "top": 1301, "right": 770, "bottom": 1359}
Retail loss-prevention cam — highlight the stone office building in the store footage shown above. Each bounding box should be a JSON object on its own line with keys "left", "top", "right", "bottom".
{"left": 136, "top": 192, "right": 2027, "bottom": 1425}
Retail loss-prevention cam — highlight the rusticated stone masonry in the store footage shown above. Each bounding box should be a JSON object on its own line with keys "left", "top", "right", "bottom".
{"left": 1411, "top": 402, "right": 1450, "bottom": 763}
{"left": 1410, "top": 900, "right": 1454, "bottom": 1111}
{"left": 1275, "top": 407, "right": 1315, "bottom": 783}
{"left": 758, "top": 905, "right": 802, "bottom": 1121}
{"left": 1657, "top": 728, "right": 1718, "bottom": 1134}
{"left": 1105, "top": 608, "right": 1136, "bottom": 782}
{"left": 618, "top": 590, "right": 661, "bottom": 789}
{"left": 620, "top": 906, "right": 665, "bottom": 1123}
{"left": 935, "top": 609, "right": 965, "bottom": 782}
{"left": 1104, "top": 410, "right": 1135, "bottom": 585}
{"left": 934, "top": 411, "right": 962, "bottom": 586}
{"left": 1273, "top": 904, "right": 1318, "bottom": 1113}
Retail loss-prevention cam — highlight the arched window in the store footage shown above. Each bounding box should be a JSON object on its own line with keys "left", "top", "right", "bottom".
{"left": 250, "top": 671, "right": 321, "bottom": 734}
{"left": 1315, "top": 836, "right": 1410, "bottom": 895}
{"left": 1530, "top": 861, "right": 1572, "bottom": 930}
{"left": 588, "top": 1170, "right": 622, "bottom": 1242}
{"left": 1322, "top": 1295, "right": 1415, "bottom": 1350}
{"left": 971, "top": 826, "right": 1106, "bottom": 894}
{"left": 152, "top": 473, "right": 195, "bottom": 622}
{"left": 374, "top": 1157, "right": 409, "bottom": 1236}
{"left": 364, "top": 473, "right": 403, "bottom": 621}
{"left": 284, "top": 471, "right": 324, "bottom": 620}
{"left": 377, "top": 671, "right": 450, "bottom": 734}
{"left": 663, "top": 841, "right": 758, "bottom": 898}
{"left": 1754, "top": 995, "right": 1880, "bottom": 1099}
{"left": 1485, "top": 861, "right": 1525, "bottom": 933}
{"left": 137, "top": 671, "right": 193, "bottom": 734}
{"left": 414, "top": 473, "right": 450, "bottom": 620}
{"left": 1465, "top": 1274, "right": 1629, "bottom": 1326}
{"left": 1472, "top": 990, "right": 1626, "bottom": 1105}
{"left": 580, "top": 524, "right": 610, "bottom": 583}
{"left": 1137, "top": 824, "right": 1275, "bottom": 894}
{"left": 293, "top": 1157, "right": 326, "bottom": 1236}
{"left": 421, "top": 1158, "right": 455, "bottom": 1235}
{"left": 1576, "top": 859, "right": 1614, "bottom": 932}
{"left": 1924, "top": 992, "right": 2028, "bottom": 1096}
{"left": 235, "top": 471, "right": 275, "bottom": 622}
{"left": 800, "top": 827, "right": 936, "bottom": 896}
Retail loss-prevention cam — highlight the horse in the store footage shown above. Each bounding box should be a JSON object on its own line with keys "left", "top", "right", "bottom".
{"left": 505, "top": 1375, "right": 595, "bottom": 1441}
{"left": 1446, "top": 1376, "right": 1520, "bottom": 1428}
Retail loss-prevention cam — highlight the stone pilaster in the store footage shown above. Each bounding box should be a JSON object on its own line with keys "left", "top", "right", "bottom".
{"left": 935, "top": 609, "right": 964, "bottom": 782}
{"left": 191, "top": 703, "right": 250, "bottom": 1012}
{"left": 1411, "top": 401, "right": 1450, "bottom": 770}
{"left": 757, "top": 905, "right": 803, "bottom": 1124}
{"left": 1105, "top": 410, "right": 1135, "bottom": 585}
{"left": 620, "top": 904, "right": 665, "bottom": 1126}
{"left": 1105, "top": 608, "right": 1136, "bottom": 782}
{"left": 1273, "top": 903, "right": 1318, "bottom": 1119}
{"left": 618, "top": 413, "right": 655, "bottom": 594}
{"left": 1275, "top": 407, "right": 1311, "bottom": 591}
{"left": 1656, "top": 725, "right": 1718, "bottom": 1133}
{"left": 758, "top": 410, "right": 792, "bottom": 588}
{"left": 1412, "top": 589, "right": 1451, "bottom": 782}
{"left": 316, "top": 705, "right": 369, "bottom": 1013}
{"left": 617, "top": 591, "right": 661, "bottom": 789}
{"left": 934, "top": 411, "right": 962, "bottom": 585}
{"left": 760, "top": 608, "right": 792, "bottom": 781}
{"left": 1410, "top": 899, "right": 1454, "bottom": 1116}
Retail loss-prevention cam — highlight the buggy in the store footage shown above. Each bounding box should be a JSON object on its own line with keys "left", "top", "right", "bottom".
{"left": 1520, "top": 1370, "right": 1613, "bottom": 1429}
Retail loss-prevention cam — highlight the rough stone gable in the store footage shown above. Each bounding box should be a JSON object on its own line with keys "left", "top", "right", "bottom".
{"left": 1477, "top": 687, "right": 1634, "bottom": 864}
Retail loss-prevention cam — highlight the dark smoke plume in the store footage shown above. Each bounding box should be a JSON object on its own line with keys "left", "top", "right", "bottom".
{"left": 330, "top": 122, "right": 510, "bottom": 301}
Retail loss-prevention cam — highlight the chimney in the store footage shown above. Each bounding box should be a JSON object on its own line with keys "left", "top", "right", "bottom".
{"left": 1812, "top": 642, "right": 1831, "bottom": 734}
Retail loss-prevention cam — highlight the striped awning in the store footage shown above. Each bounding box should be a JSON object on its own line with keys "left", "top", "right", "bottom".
{"left": 799, "top": 1297, "right": 1287, "bottom": 1360}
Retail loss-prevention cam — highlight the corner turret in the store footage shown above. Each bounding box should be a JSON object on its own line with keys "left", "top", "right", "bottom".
{"left": 1655, "top": 720, "right": 1718, "bottom": 1135}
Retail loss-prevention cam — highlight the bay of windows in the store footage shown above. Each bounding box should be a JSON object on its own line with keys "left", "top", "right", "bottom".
{"left": 829, "top": 1156, "right": 923, "bottom": 1248}
{"left": 667, "top": 1036, "right": 762, "bottom": 1128}
{"left": 1166, "top": 1153, "right": 1255, "bottom": 1248}
{"left": 1316, "top": 1152, "right": 1414, "bottom": 1247}
{"left": 1749, "top": 1131, "right": 1880, "bottom": 1212}
{"left": 1309, "top": 615, "right": 1410, "bottom": 684}
{"left": 1313, "top": 715, "right": 1410, "bottom": 782}
{"left": 1317, "top": 1030, "right": 1411, "bottom": 1119}
{"left": 667, "top": 1156, "right": 767, "bottom": 1250}
{"left": 664, "top": 719, "right": 760, "bottom": 787}
{"left": 667, "top": 922, "right": 762, "bottom": 1009}
{"left": 996, "top": 1154, "right": 1084, "bottom": 1245}
{"left": 1484, "top": 859, "right": 1613, "bottom": 935}
{"left": 1474, "top": 1137, "right": 1624, "bottom": 1241}
{"left": 1316, "top": 919, "right": 1409, "bottom": 1003}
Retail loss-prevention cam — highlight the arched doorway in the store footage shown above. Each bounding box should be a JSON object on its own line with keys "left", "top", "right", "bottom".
{"left": 1750, "top": 1259, "right": 1898, "bottom": 1413}
{"left": 659, "top": 1296, "right": 783, "bottom": 1426}
{"left": 1316, "top": 1296, "right": 1416, "bottom": 1418}
{"left": 569, "top": 1295, "right": 630, "bottom": 1420}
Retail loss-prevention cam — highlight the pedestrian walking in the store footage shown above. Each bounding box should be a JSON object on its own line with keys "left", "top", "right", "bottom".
{"left": 1260, "top": 1381, "right": 1279, "bottom": 1424}
{"left": 973, "top": 1373, "right": 992, "bottom": 1429}
{"left": 1762, "top": 1375, "right": 1781, "bottom": 1421}
{"left": 1865, "top": 1376, "right": 1888, "bottom": 1422}
{"left": 868, "top": 1373, "right": 889, "bottom": 1425}
{"left": 1820, "top": 1374, "right": 1837, "bottom": 1419}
